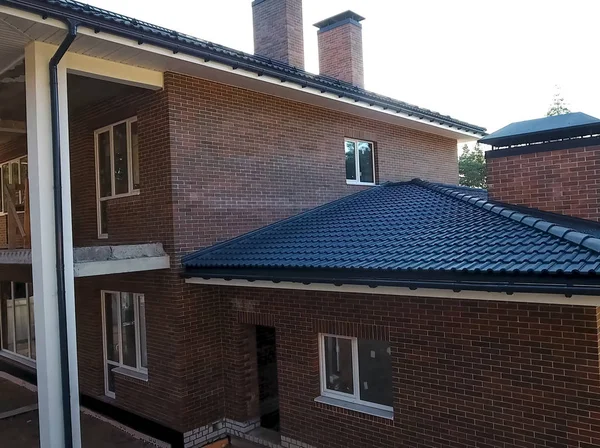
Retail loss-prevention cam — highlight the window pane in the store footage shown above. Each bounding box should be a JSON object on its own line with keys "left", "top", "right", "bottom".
{"left": 104, "top": 293, "right": 119, "bottom": 362}
{"left": 138, "top": 296, "right": 147, "bottom": 369}
{"left": 99, "top": 200, "right": 108, "bottom": 236}
{"left": 1, "top": 282, "right": 14, "bottom": 352}
{"left": 345, "top": 141, "right": 357, "bottom": 181}
{"left": 98, "top": 131, "right": 111, "bottom": 198}
{"left": 113, "top": 123, "right": 129, "bottom": 195}
{"left": 11, "top": 162, "right": 18, "bottom": 186}
{"left": 29, "top": 284, "right": 35, "bottom": 360}
{"left": 358, "top": 142, "right": 374, "bottom": 184}
{"left": 18, "top": 157, "right": 27, "bottom": 210}
{"left": 1, "top": 164, "right": 8, "bottom": 213}
{"left": 323, "top": 336, "right": 354, "bottom": 395}
{"left": 131, "top": 121, "right": 140, "bottom": 190}
{"left": 121, "top": 293, "right": 137, "bottom": 368}
{"left": 358, "top": 339, "right": 393, "bottom": 407}
{"left": 14, "top": 297, "right": 29, "bottom": 357}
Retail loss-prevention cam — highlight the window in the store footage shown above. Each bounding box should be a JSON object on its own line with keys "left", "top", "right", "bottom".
{"left": 0, "top": 156, "right": 28, "bottom": 214}
{"left": 101, "top": 291, "right": 147, "bottom": 398}
{"left": 94, "top": 118, "right": 139, "bottom": 238}
{"left": 0, "top": 282, "right": 35, "bottom": 363}
{"left": 345, "top": 139, "right": 375, "bottom": 185}
{"left": 319, "top": 334, "right": 392, "bottom": 412}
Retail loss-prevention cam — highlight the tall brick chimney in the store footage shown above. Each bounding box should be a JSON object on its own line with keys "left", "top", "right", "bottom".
{"left": 481, "top": 112, "right": 600, "bottom": 222}
{"left": 314, "top": 11, "right": 365, "bottom": 87}
{"left": 252, "top": 0, "right": 305, "bottom": 69}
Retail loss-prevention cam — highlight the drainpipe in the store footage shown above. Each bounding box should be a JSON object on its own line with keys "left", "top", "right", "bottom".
{"left": 49, "top": 20, "right": 78, "bottom": 448}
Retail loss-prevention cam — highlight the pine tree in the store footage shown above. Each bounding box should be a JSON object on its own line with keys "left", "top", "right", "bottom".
{"left": 458, "top": 144, "right": 486, "bottom": 188}
{"left": 547, "top": 86, "right": 571, "bottom": 116}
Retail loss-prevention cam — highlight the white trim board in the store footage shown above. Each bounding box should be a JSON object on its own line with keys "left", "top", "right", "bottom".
{"left": 185, "top": 277, "right": 600, "bottom": 306}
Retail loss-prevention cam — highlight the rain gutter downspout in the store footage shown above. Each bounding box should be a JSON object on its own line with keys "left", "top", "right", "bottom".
{"left": 49, "top": 20, "right": 78, "bottom": 448}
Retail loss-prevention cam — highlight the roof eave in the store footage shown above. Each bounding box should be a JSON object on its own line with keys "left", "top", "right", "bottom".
{"left": 182, "top": 267, "right": 600, "bottom": 296}
{"left": 1, "top": 0, "right": 486, "bottom": 139}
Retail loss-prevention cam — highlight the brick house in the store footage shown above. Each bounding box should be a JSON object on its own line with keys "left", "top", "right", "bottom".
{"left": 0, "top": 1, "right": 599, "bottom": 448}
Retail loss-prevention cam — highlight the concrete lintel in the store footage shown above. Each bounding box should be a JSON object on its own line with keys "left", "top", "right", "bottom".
{"left": 0, "top": 243, "right": 170, "bottom": 277}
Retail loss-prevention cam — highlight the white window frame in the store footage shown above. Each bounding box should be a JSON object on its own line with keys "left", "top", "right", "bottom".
{"left": 0, "top": 282, "right": 35, "bottom": 365}
{"left": 0, "top": 155, "right": 28, "bottom": 216}
{"left": 100, "top": 291, "right": 147, "bottom": 399}
{"left": 94, "top": 117, "right": 139, "bottom": 239}
{"left": 344, "top": 138, "right": 375, "bottom": 186}
{"left": 318, "top": 333, "right": 392, "bottom": 413}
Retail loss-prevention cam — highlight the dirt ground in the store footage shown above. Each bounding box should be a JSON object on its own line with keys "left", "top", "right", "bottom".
{"left": 0, "top": 376, "right": 162, "bottom": 447}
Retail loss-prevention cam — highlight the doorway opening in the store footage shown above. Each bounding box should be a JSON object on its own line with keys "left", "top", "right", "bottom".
{"left": 255, "top": 325, "right": 279, "bottom": 431}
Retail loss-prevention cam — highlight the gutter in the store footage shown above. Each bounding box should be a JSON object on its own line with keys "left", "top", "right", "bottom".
{"left": 49, "top": 19, "right": 78, "bottom": 448}
{"left": 1, "top": 0, "right": 486, "bottom": 136}
{"left": 182, "top": 269, "right": 600, "bottom": 297}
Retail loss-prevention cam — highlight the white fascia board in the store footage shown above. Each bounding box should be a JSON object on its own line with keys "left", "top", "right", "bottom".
{"left": 185, "top": 277, "right": 600, "bottom": 306}
{"left": 73, "top": 255, "right": 170, "bottom": 277}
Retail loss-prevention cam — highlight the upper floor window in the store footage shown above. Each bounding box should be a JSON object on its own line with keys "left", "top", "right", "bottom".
{"left": 94, "top": 118, "right": 139, "bottom": 238}
{"left": 319, "top": 334, "right": 392, "bottom": 412}
{"left": 0, "top": 156, "right": 28, "bottom": 214}
{"left": 101, "top": 291, "right": 147, "bottom": 398}
{"left": 345, "top": 139, "right": 375, "bottom": 185}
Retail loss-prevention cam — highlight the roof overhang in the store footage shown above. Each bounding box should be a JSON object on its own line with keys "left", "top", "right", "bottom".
{"left": 185, "top": 276, "right": 600, "bottom": 306}
{"left": 0, "top": 243, "right": 170, "bottom": 277}
{"left": 183, "top": 266, "right": 600, "bottom": 299}
{"left": 0, "top": 2, "right": 484, "bottom": 142}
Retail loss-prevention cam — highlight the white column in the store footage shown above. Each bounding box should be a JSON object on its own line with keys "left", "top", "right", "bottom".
{"left": 25, "top": 40, "right": 81, "bottom": 448}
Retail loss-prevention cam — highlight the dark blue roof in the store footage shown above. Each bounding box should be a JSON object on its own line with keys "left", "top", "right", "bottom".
{"left": 8, "top": 0, "right": 486, "bottom": 136}
{"left": 480, "top": 112, "right": 600, "bottom": 147}
{"left": 183, "top": 180, "right": 600, "bottom": 279}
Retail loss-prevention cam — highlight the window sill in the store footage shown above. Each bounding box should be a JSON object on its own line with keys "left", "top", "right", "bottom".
{"left": 112, "top": 367, "right": 148, "bottom": 382}
{"left": 0, "top": 350, "right": 36, "bottom": 370}
{"left": 314, "top": 395, "right": 393, "bottom": 420}
{"left": 99, "top": 190, "right": 140, "bottom": 202}
{"left": 346, "top": 180, "right": 376, "bottom": 186}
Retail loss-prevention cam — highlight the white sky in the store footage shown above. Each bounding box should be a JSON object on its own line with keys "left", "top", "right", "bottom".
{"left": 85, "top": 0, "right": 600, "bottom": 136}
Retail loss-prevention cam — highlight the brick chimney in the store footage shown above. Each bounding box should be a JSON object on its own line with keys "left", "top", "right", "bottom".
{"left": 482, "top": 112, "right": 600, "bottom": 222}
{"left": 314, "top": 11, "right": 365, "bottom": 87}
{"left": 252, "top": 0, "right": 305, "bottom": 69}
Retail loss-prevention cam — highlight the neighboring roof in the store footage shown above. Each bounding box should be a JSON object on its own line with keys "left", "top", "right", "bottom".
{"left": 480, "top": 112, "right": 600, "bottom": 147}
{"left": 183, "top": 180, "right": 600, "bottom": 294}
{"left": 5, "top": 0, "right": 486, "bottom": 137}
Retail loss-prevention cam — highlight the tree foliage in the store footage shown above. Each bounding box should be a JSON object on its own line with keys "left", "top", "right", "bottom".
{"left": 459, "top": 144, "right": 486, "bottom": 188}
{"left": 547, "top": 86, "right": 571, "bottom": 116}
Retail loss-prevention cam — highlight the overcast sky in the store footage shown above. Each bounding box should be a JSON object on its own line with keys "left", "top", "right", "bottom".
{"left": 86, "top": 0, "right": 600, "bottom": 137}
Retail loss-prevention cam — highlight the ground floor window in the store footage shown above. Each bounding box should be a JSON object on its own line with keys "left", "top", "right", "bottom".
{"left": 101, "top": 291, "right": 147, "bottom": 398}
{"left": 319, "top": 334, "right": 392, "bottom": 411}
{"left": 0, "top": 282, "right": 35, "bottom": 362}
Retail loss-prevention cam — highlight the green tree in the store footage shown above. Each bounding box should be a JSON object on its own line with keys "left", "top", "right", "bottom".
{"left": 459, "top": 143, "right": 486, "bottom": 188}
{"left": 547, "top": 86, "right": 571, "bottom": 116}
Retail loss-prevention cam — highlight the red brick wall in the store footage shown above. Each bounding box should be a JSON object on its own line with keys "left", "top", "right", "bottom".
{"left": 166, "top": 72, "right": 458, "bottom": 257}
{"left": 221, "top": 287, "right": 600, "bottom": 448}
{"left": 0, "top": 135, "right": 26, "bottom": 163}
{"left": 68, "top": 88, "right": 174, "bottom": 248}
{"left": 252, "top": 0, "right": 305, "bottom": 69}
{"left": 487, "top": 145, "right": 600, "bottom": 221}
{"left": 318, "top": 22, "right": 364, "bottom": 87}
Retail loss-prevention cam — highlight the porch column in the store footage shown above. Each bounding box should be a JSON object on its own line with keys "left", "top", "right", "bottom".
{"left": 25, "top": 41, "right": 81, "bottom": 448}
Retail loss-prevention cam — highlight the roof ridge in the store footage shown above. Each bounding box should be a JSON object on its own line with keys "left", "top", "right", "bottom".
{"left": 181, "top": 186, "right": 383, "bottom": 264}
{"left": 413, "top": 179, "right": 600, "bottom": 255}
